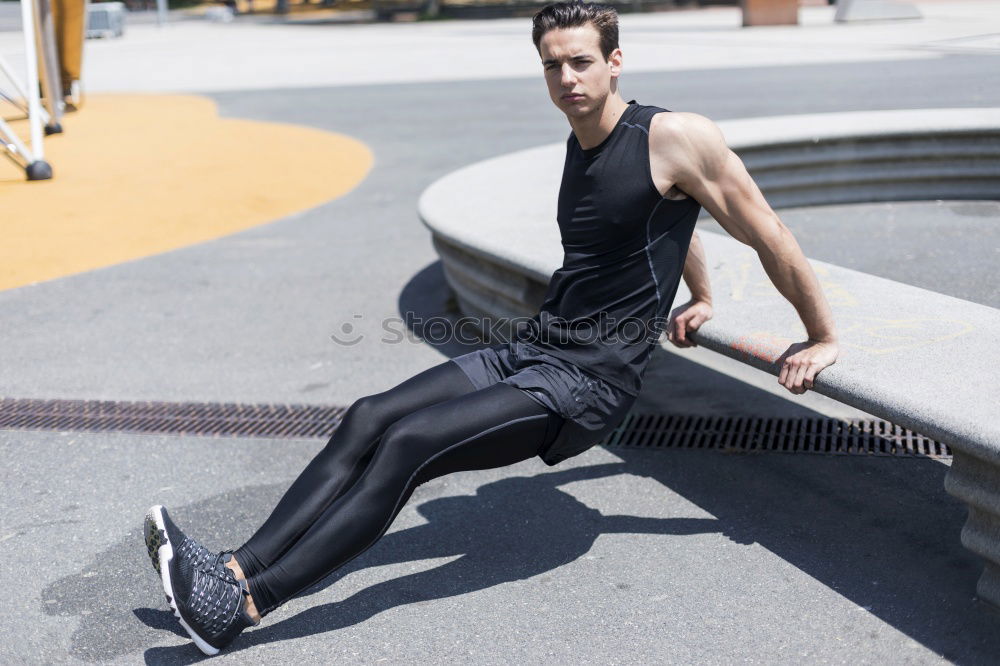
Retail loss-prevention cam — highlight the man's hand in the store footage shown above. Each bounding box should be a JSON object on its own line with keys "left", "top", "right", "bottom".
{"left": 776, "top": 339, "right": 839, "bottom": 394}
{"left": 666, "top": 299, "right": 713, "bottom": 348}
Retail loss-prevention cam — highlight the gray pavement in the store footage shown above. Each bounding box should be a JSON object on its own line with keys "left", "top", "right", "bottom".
{"left": 2, "top": 3, "right": 1000, "bottom": 662}
{"left": 4, "top": 429, "right": 999, "bottom": 664}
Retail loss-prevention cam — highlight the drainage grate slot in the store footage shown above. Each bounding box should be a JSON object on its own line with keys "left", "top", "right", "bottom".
{"left": 601, "top": 414, "right": 950, "bottom": 458}
{"left": 0, "top": 398, "right": 347, "bottom": 439}
{"left": 0, "top": 399, "right": 950, "bottom": 458}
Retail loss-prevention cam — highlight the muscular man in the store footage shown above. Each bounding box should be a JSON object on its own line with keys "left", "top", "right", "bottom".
{"left": 143, "top": 1, "right": 838, "bottom": 654}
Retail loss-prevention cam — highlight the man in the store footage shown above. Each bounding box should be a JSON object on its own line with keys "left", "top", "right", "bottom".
{"left": 143, "top": 1, "right": 838, "bottom": 654}
{"left": 533, "top": 2, "right": 838, "bottom": 395}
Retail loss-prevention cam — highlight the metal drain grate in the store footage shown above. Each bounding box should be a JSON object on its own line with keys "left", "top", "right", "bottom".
{"left": 602, "top": 413, "right": 951, "bottom": 458}
{"left": 0, "top": 398, "right": 347, "bottom": 439}
{"left": 0, "top": 398, "right": 950, "bottom": 458}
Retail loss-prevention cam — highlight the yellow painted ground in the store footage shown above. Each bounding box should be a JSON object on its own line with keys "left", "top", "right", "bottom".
{"left": 0, "top": 93, "right": 373, "bottom": 291}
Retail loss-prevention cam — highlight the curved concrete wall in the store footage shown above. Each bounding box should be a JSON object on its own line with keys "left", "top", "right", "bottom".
{"left": 419, "top": 142, "right": 563, "bottom": 336}
{"left": 419, "top": 108, "right": 1000, "bottom": 332}
{"left": 723, "top": 109, "right": 1000, "bottom": 208}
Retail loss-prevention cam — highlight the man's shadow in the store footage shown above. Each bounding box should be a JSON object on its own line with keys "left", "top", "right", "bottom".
{"left": 49, "top": 440, "right": 1000, "bottom": 665}
{"left": 53, "top": 260, "right": 1000, "bottom": 662}
{"left": 390, "top": 261, "right": 1000, "bottom": 661}
{"left": 106, "top": 462, "right": 722, "bottom": 664}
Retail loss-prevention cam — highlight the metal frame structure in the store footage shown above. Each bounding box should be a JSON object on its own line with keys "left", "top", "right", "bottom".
{"left": 0, "top": 0, "right": 68, "bottom": 180}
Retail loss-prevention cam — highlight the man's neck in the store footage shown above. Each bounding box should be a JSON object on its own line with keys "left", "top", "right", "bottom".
{"left": 570, "top": 94, "right": 630, "bottom": 150}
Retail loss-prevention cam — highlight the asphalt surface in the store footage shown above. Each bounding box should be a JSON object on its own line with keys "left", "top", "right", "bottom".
{"left": 1, "top": 6, "right": 999, "bottom": 664}
{"left": 4, "top": 430, "right": 999, "bottom": 664}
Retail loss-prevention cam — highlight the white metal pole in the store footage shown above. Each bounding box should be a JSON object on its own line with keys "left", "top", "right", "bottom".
{"left": 157, "top": 0, "right": 168, "bottom": 26}
{"left": 19, "top": 0, "right": 45, "bottom": 160}
{"left": 33, "top": 0, "right": 63, "bottom": 131}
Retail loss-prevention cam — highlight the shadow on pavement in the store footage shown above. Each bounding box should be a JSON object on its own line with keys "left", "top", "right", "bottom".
{"left": 40, "top": 262, "right": 1000, "bottom": 662}
{"left": 127, "top": 450, "right": 1000, "bottom": 664}
{"left": 391, "top": 260, "right": 1000, "bottom": 661}
{"left": 139, "top": 462, "right": 728, "bottom": 663}
{"left": 42, "top": 446, "right": 1000, "bottom": 663}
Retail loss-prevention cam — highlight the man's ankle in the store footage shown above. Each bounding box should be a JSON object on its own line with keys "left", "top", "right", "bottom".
{"left": 225, "top": 555, "right": 246, "bottom": 581}
{"left": 245, "top": 593, "right": 262, "bottom": 624}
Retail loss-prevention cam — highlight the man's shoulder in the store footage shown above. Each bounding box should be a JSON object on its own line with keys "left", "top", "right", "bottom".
{"left": 648, "top": 111, "right": 726, "bottom": 160}
{"left": 649, "top": 110, "right": 715, "bottom": 140}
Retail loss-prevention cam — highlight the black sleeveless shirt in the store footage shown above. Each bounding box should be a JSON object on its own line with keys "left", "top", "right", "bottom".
{"left": 511, "top": 100, "right": 702, "bottom": 397}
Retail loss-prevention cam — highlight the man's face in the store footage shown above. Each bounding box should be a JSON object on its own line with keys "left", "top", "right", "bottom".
{"left": 538, "top": 24, "right": 621, "bottom": 118}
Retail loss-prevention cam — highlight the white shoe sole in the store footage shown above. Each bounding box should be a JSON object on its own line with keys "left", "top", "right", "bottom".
{"left": 145, "top": 504, "right": 221, "bottom": 657}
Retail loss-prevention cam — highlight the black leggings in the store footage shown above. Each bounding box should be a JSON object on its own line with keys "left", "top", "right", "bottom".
{"left": 232, "top": 359, "right": 564, "bottom": 616}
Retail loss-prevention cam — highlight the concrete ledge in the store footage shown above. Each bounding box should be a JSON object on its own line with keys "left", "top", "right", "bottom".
{"left": 712, "top": 108, "right": 1000, "bottom": 208}
{"left": 418, "top": 107, "right": 1000, "bottom": 608}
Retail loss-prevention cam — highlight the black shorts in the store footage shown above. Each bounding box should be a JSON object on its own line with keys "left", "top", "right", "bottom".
{"left": 450, "top": 341, "right": 636, "bottom": 466}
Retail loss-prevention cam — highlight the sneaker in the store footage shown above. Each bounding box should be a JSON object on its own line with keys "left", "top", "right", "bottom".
{"left": 144, "top": 505, "right": 233, "bottom": 578}
{"left": 145, "top": 505, "right": 257, "bottom": 654}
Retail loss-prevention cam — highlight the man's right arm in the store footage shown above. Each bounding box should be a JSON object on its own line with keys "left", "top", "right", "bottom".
{"left": 667, "top": 231, "right": 714, "bottom": 348}
{"left": 683, "top": 231, "right": 711, "bottom": 305}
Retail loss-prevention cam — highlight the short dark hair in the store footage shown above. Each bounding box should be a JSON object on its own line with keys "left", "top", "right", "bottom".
{"left": 531, "top": 1, "right": 620, "bottom": 61}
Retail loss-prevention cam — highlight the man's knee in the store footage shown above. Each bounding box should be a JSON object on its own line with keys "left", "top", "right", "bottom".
{"left": 337, "top": 394, "right": 393, "bottom": 435}
{"left": 320, "top": 394, "right": 390, "bottom": 459}
{"left": 345, "top": 394, "right": 381, "bottom": 421}
{"left": 373, "top": 415, "right": 436, "bottom": 467}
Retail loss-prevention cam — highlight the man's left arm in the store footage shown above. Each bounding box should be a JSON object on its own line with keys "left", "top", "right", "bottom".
{"left": 651, "top": 112, "right": 839, "bottom": 395}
